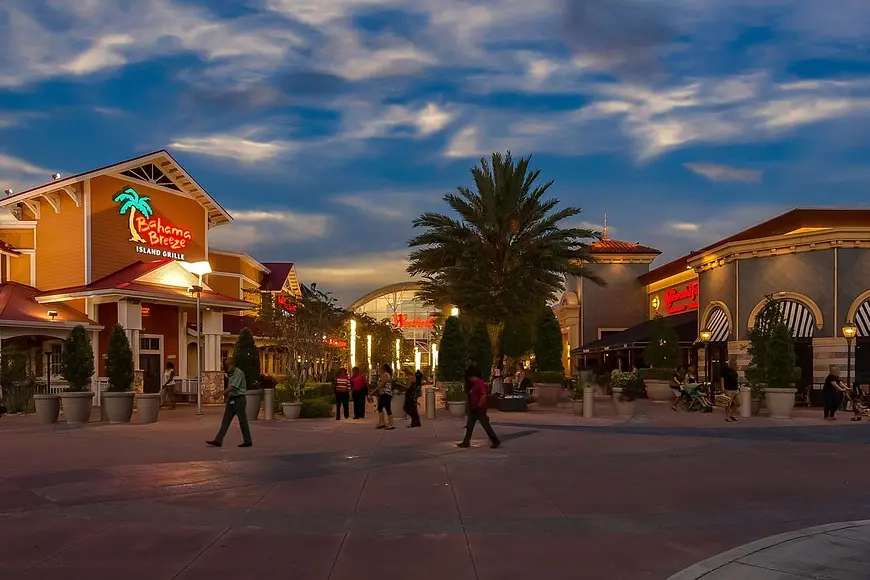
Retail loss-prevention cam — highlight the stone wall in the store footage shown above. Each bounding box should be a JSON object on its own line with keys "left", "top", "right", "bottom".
{"left": 201, "top": 370, "right": 225, "bottom": 404}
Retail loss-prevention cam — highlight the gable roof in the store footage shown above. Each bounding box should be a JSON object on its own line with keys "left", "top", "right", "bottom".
{"left": 584, "top": 238, "right": 661, "bottom": 255}
{"left": 260, "top": 262, "right": 297, "bottom": 293}
{"left": 0, "top": 150, "right": 232, "bottom": 227}
{"left": 0, "top": 282, "right": 99, "bottom": 328}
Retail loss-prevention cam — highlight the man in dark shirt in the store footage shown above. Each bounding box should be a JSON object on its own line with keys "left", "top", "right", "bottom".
{"left": 405, "top": 369, "right": 423, "bottom": 427}
{"left": 722, "top": 356, "right": 740, "bottom": 422}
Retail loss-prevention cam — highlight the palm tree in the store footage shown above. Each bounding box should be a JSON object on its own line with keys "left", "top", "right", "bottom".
{"left": 114, "top": 187, "right": 153, "bottom": 243}
{"left": 408, "top": 151, "right": 603, "bottom": 368}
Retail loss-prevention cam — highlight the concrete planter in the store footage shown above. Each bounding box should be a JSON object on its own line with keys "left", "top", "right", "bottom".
{"left": 571, "top": 399, "right": 584, "bottom": 415}
{"left": 282, "top": 402, "right": 302, "bottom": 419}
{"left": 245, "top": 390, "right": 263, "bottom": 421}
{"left": 448, "top": 400, "right": 467, "bottom": 418}
{"left": 764, "top": 387, "right": 796, "bottom": 419}
{"left": 611, "top": 388, "right": 636, "bottom": 417}
{"left": 392, "top": 392, "right": 406, "bottom": 419}
{"left": 33, "top": 394, "right": 60, "bottom": 424}
{"left": 59, "top": 391, "right": 94, "bottom": 425}
{"left": 535, "top": 383, "right": 561, "bottom": 407}
{"left": 136, "top": 393, "right": 160, "bottom": 424}
{"left": 102, "top": 391, "right": 135, "bottom": 424}
{"left": 644, "top": 379, "right": 672, "bottom": 403}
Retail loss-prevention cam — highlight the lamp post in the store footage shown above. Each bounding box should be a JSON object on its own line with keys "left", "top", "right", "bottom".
{"left": 181, "top": 260, "right": 212, "bottom": 416}
{"left": 700, "top": 329, "right": 712, "bottom": 400}
{"left": 349, "top": 319, "right": 357, "bottom": 369}
{"left": 843, "top": 321, "right": 858, "bottom": 393}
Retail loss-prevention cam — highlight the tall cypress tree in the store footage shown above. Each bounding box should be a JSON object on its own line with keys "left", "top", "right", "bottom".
{"left": 105, "top": 324, "right": 134, "bottom": 392}
{"left": 437, "top": 316, "right": 466, "bottom": 381}
{"left": 533, "top": 308, "right": 564, "bottom": 373}
{"left": 234, "top": 328, "right": 261, "bottom": 388}
{"left": 466, "top": 321, "right": 493, "bottom": 380}
{"left": 643, "top": 315, "right": 681, "bottom": 369}
{"left": 60, "top": 325, "right": 95, "bottom": 392}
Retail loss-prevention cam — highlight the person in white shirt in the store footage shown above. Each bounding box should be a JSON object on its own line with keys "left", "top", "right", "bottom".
{"left": 160, "top": 361, "right": 176, "bottom": 409}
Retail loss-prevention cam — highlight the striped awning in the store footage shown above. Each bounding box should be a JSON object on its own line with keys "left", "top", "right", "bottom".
{"left": 705, "top": 307, "right": 730, "bottom": 343}
{"left": 761, "top": 299, "right": 816, "bottom": 339}
{"left": 855, "top": 300, "right": 870, "bottom": 337}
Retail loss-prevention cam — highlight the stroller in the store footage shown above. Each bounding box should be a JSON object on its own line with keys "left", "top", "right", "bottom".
{"left": 677, "top": 382, "right": 713, "bottom": 413}
{"left": 842, "top": 384, "right": 870, "bottom": 421}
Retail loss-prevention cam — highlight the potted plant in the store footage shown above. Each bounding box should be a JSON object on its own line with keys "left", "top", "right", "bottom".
{"left": 763, "top": 320, "right": 798, "bottom": 419}
{"left": 610, "top": 369, "right": 643, "bottom": 417}
{"left": 102, "top": 324, "right": 136, "bottom": 424}
{"left": 532, "top": 308, "right": 565, "bottom": 407}
{"left": 58, "top": 325, "right": 96, "bottom": 425}
{"left": 278, "top": 376, "right": 304, "bottom": 419}
{"left": 445, "top": 382, "right": 467, "bottom": 418}
{"left": 235, "top": 328, "right": 263, "bottom": 421}
{"left": 570, "top": 380, "right": 585, "bottom": 415}
{"left": 639, "top": 316, "right": 680, "bottom": 402}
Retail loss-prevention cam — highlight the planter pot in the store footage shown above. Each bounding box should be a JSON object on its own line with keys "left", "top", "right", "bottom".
{"left": 392, "top": 392, "right": 407, "bottom": 419}
{"left": 33, "top": 394, "right": 60, "bottom": 424}
{"left": 136, "top": 393, "right": 160, "bottom": 424}
{"left": 498, "top": 396, "right": 528, "bottom": 412}
{"left": 448, "top": 400, "right": 467, "bottom": 418}
{"left": 535, "top": 383, "right": 561, "bottom": 407}
{"left": 764, "top": 387, "right": 797, "bottom": 419}
{"left": 751, "top": 398, "right": 762, "bottom": 416}
{"left": 59, "top": 391, "right": 94, "bottom": 425}
{"left": 571, "top": 399, "right": 584, "bottom": 416}
{"left": 644, "top": 379, "right": 672, "bottom": 403}
{"left": 245, "top": 390, "right": 264, "bottom": 421}
{"left": 102, "top": 391, "right": 135, "bottom": 424}
{"left": 282, "top": 402, "right": 302, "bottom": 419}
{"left": 611, "top": 388, "right": 636, "bottom": 417}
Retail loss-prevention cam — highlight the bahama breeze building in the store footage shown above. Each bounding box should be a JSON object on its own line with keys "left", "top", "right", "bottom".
{"left": 0, "top": 150, "right": 304, "bottom": 405}
{"left": 556, "top": 209, "right": 870, "bottom": 391}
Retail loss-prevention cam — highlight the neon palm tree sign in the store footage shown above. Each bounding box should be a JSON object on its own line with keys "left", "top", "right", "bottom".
{"left": 114, "top": 187, "right": 193, "bottom": 257}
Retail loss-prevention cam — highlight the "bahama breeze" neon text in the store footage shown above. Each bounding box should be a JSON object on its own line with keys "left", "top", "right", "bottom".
{"left": 134, "top": 216, "right": 192, "bottom": 250}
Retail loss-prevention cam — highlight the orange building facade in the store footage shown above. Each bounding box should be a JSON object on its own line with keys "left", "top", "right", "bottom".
{"left": 0, "top": 151, "right": 301, "bottom": 404}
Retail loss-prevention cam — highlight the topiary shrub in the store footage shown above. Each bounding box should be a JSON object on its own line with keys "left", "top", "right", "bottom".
{"left": 438, "top": 316, "right": 466, "bottom": 381}
{"left": 60, "top": 325, "right": 95, "bottom": 392}
{"left": 765, "top": 320, "right": 796, "bottom": 389}
{"left": 105, "top": 324, "right": 134, "bottom": 392}
{"left": 466, "top": 321, "right": 492, "bottom": 380}
{"left": 300, "top": 397, "right": 334, "bottom": 418}
{"left": 234, "top": 328, "right": 261, "bottom": 389}
{"left": 534, "top": 307, "right": 564, "bottom": 373}
{"left": 643, "top": 315, "right": 681, "bottom": 371}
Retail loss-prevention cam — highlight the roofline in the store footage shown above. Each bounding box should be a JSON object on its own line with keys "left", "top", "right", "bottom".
{"left": 0, "top": 320, "right": 103, "bottom": 331}
{"left": 208, "top": 248, "right": 270, "bottom": 273}
{"left": 36, "top": 288, "right": 254, "bottom": 310}
{"left": 0, "top": 149, "right": 232, "bottom": 226}
{"left": 348, "top": 281, "right": 422, "bottom": 311}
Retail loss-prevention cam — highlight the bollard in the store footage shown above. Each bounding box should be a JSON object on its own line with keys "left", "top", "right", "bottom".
{"left": 264, "top": 388, "right": 275, "bottom": 420}
{"left": 425, "top": 386, "right": 436, "bottom": 419}
{"left": 740, "top": 386, "right": 751, "bottom": 418}
{"left": 582, "top": 386, "right": 594, "bottom": 418}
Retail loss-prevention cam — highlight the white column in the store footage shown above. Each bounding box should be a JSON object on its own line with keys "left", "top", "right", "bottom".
{"left": 178, "top": 310, "right": 188, "bottom": 379}
{"left": 202, "top": 310, "right": 223, "bottom": 372}
{"left": 117, "top": 300, "right": 143, "bottom": 369}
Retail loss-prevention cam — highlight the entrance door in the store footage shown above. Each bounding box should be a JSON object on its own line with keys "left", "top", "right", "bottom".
{"left": 793, "top": 340, "right": 813, "bottom": 390}
{"left": 139, "top": 335, "right": 163, "bottom": 394}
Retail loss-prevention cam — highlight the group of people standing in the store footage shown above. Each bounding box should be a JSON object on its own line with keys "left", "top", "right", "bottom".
{"left": 333, "top": 365, "right": 423, "bottom": 429}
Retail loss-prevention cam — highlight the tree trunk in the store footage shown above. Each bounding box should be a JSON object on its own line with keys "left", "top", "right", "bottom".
{"left": 488, "top": 322, "right": 505, "bottom": 371}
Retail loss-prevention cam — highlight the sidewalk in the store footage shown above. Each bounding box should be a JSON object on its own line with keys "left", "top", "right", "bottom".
{"left": 669, "top": 520, "right": 870, "bottom": 579}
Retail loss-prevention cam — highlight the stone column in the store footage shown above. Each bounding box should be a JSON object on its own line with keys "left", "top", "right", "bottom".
{"left": 117, "top": 300, "right": 142, "bottom": 370}
{"left": 201, "top": 310, "right": 225, "bottom": 404}
{"left": 812, "top": 337, "right": 849, "bottom": 385}
{"left": 201, "top": 370, "right": 224, "bottom": 404}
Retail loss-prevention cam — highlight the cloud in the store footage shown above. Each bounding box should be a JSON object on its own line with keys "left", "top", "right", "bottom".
{"left": 333, "top": 195, "right": 406, "bottom": 220}
{"left": 684, "top": 162, "right": 763, "bottom": 182}
{"left": 0, "top": 153, "right": 53, "bottom": 192}
{"left": 294, "top": 249, "right": 413, "bottom": 303}
{"left": 209, "top": 208, "right": 330, "bottom": 250}
{"left": 169, "top": 133, "right": 297, "bottom": 163}
{"left": 667, "top": 222, "right": 701, "bottom": 232}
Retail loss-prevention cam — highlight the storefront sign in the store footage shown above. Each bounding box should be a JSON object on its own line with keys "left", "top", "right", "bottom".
{"left": 392, "top": 313, "right": 435, "bottom": 329}
{"left": 115, "top": 187, "right": 192, "bottom": 260}
{"left": 662, "top": 280, "right": 699, "bottom": 314}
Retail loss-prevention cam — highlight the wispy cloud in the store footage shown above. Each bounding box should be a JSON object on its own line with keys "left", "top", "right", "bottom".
{"left": 209, "top": 208, "right": 330, "bottom": 250}
{"left": 333, "top": 195, "right": 406, "bottom": 220}
{"left": 294, "top": 249, "right": 413, "bottom": 302}
{"left": 684, "top": 162, "right": 763, "bottom": 183}
{"left": 169, "top": 133, "right": 296, "bottom": 163}
{"left": 0, "top": 153, "right": 53, "bottom": 192}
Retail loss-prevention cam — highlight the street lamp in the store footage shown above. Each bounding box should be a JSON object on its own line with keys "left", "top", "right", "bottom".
{"left": 843, "top": 321, "right": 858, "bottom": 391}
{"left": 349, "top": 319, "right": 357, "bottom": 369}
{"left": 699, "top": 329, "right": 712, "bottom": 400}
{"left": 450, "top": 307, "right": 459, "bottom": 317}
{"left": 181, "top": 260, "right": 212, "bottom": 416}
{"left": 395, "top": 338, "right": 401, "bottom": 373}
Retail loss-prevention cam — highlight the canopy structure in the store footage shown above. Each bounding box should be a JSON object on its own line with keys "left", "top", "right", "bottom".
{"left": 574, "top": 311, "right": 698, "bottom": 354}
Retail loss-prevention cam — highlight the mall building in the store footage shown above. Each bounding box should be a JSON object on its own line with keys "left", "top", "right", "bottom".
{"left": 558, "top": 209, "right": 870, "bottom": 390}
{"left": 0, "top": 150, "right": 302, "bottom": 405}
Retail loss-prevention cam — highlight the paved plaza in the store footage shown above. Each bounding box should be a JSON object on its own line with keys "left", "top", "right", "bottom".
{"left": 3, "top": 400, "right": 870, "bottom": 579}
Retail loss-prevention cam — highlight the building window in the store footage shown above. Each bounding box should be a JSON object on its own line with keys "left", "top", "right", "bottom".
{"left": 49, "top": 343, "right": 62, "bottom": 377}
{"left": 140, "top": 337, "right": 160, "bottom": 351}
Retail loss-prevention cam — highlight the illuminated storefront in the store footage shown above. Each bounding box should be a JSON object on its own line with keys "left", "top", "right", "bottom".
{"left": 349, "top": 282, "right": 440, "bottom": 370}
{"left": 0, "top": 150, "right": 297, "bottom": 404}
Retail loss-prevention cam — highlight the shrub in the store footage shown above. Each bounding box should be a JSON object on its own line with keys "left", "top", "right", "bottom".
{"left": 637, "top": 367, "right": 674, "bottom": 382}
{"left": 300, "top": 397, "right": 334, "bottom": 418}
{"left": 60, "top": 325, "right": 95, "bottom": 392}
{"left": 105, "top": 324, "right": 134, "bottom": 392}
{"left": 531, "top": 370, "right": 565, "bottom": 384}
{"left": 306, "top": 382, "right": 334, "bottom": 398}
{"left": 534, "top": 308, "right": 564, "bottom": 373}
{"left": 259, "top": 375, "right": 277, "bottom": 390}
{"left": 234, "top": 328, "right": 260, "bottom": 388}
{"left": 745, "top": 297, "right": 782, "bottom": 386}
{"left": 276, "top": 375, "right": 306, "bottom": 407}
{"left": 466, "top": 321, "right": 492, "bottom": 380}
{"left": 610, "top": 369, "right": 644, "bottom": 402}
{"left": 643, "top": 315, "right": 681, "bottom": 370}
{"left": 570, "top": 380, "right": 586, "bottom": 400}
{"left": 765, "top": 321, "right": 796, "bottom": 389}
{"left": 438, "top": 316, "right": 466, "bottom": 381}
{"left": 1, "top": 346, "right": 31, "bottom": 412}
{"left": 445, "top": 382, "right": 466, "bottom": 401}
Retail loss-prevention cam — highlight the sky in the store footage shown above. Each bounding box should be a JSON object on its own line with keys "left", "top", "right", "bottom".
{"left": 1, "top": 0, "right": 870, "bottom": 305}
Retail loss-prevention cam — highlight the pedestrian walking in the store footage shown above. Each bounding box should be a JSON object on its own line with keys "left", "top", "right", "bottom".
{"left": 373, "top": 363, "right": 395, "bottom": 430}
{"left": 404, "top": 369, "right": 423, "bottom": 427}
{"left": 160, "top": 361, "right": 176, "bottom": 409}
{"left": 350, "top": 366, "right": 368, "bottom": 419}
{"left": 722, "top": 356, "right": 740, "bottom": 422}
{"left": 333, "top": 368, "right": 351, "bottom": 420}
{"left": 206, "top": 357, "right": 252, "bottom": 448}
{"left": 457, "top": 366, "right": 501, "bottom": 449}
{"left": 670, "top": 366, "right": 685, "bottom": 411}
{"left": 823, "top": 365, "right": 848, "bottom": 420}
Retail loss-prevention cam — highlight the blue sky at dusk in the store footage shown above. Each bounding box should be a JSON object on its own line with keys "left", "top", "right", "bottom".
{"left": 1, "top": 0, "right": 870, "bottom": 303}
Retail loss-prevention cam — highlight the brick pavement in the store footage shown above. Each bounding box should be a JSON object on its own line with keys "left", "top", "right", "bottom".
{"left": 2, "top": 399, "right": 870, "bottom": 579}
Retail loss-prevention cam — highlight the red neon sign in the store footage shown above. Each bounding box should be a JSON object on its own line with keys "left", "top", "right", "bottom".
{"left": 392, "top": 313, "right": 435, "bottom": 329}
{"left": 664, "top": 280, "right": 699, "bottom": 314}
{"left": 276, "top": 295, "right": 297, "bottom": 313}
{"left": 134, "top": 216, "right": 192, "bottom": 251}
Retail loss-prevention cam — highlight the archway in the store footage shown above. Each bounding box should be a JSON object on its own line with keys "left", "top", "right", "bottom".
{"left": 849, "top": 296, "right": 870, "bottom": 384}
{"left": 701, "top": 304, "right": 731, "bottom": 384}
{"left": 754, "top": 298, "right": 817, "bottom": 391}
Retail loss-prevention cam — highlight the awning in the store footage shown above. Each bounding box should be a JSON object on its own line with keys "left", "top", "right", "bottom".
{"left": 573, "top": 311, "right": 698, "bottom": 354}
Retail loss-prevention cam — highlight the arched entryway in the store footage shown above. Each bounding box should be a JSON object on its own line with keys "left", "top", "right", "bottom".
{"left": 755, "top": 298, "right": 816, "bottom": 392}
{"left": 702, "top": 305, "right": 731, "bottom": 384}
{"left": 851, "top": 298, "right": 870, "bottom": 383}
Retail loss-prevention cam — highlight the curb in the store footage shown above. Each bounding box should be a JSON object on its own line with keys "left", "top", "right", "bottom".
{"left": 667, "top": 519, "right": 870, "bottom": 579}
